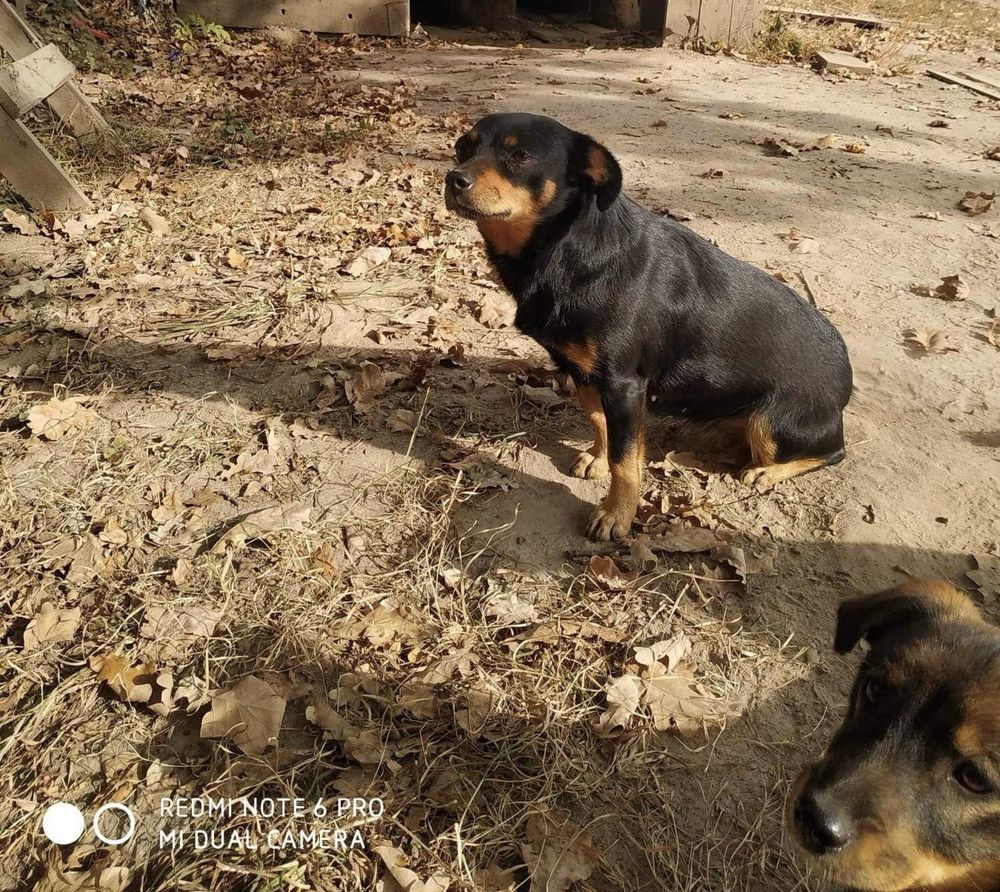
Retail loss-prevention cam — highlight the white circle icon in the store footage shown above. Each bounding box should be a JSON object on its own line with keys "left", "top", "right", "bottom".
{"left": 93, "top": 802, "right": 136, "bottom": 845}
{"left": 42, "top": 802, "right": 86, "bottom": 845}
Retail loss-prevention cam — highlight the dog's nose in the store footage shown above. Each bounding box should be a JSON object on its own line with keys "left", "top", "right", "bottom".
{"left": 447, "top": 169, "right": 474, "bottom": 192}
{"left": 794, "top": 790, "right": 855, "bottom": 855}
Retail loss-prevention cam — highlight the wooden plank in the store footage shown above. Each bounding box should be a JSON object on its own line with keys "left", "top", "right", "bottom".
{"left": 961, "top": 71, "right": 1000, "bottom": 92}
{"left": 729, "top": 0, "right": 765, "bottom": 43}
{"left": 763, "top": 5, "right": 895, "bottom": 27}
{"left": 926, "top": 69, "right": 1000, "bottom": 101}
{"left": 696, "top": 0, "right": 730, "bottom": 41}
{"left": 0, "top": 106, "right": 90, "bottom": 209}
{"left": 176, "top": 0, "right": 409, "bottom": 37}
{"left": 0, "top": 44, "right": 75, "bottom": 118}
{"left": 0, "top": 2, "right": 108, "bottom": 137}
{"left": 664, "top": 0, "right": 702, "bottom": 39}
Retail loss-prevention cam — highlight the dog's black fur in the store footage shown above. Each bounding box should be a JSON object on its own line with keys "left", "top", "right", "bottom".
{"left": 445, "top": 113, "right": 853, "bottom": 540}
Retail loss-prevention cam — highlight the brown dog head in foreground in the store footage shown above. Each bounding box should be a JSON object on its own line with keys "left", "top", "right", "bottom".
{"left": 790, "top": 580, "right": 1000, "bottom": 892}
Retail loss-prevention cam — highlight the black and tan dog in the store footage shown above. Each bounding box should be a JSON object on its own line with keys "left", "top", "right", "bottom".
{"left": 790, "top": 579, "right": 1000, "bottom": 892}
{"left": 445, "top": 113, "right": 853, "bottom": 541}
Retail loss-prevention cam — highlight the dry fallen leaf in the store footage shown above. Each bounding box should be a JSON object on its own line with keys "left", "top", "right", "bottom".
{"left": 139, "top": 206, "right": 170, "bottom": 236}
{"left": 387, "top": 408, "right": 419, "bottom": 433}
{"left": 455, "top": 686, "right": 493, "bottom": 735}
{"left": 476, "top": 291, "right": 515, "bottom": 329}
{"left": 211, "top": 501, "right": 311, "bottom": 553}
{"left": 959, "top": 191, "right": 995, "bottom": 216}
{"left": 904, "top": 327, "right": 958, "bottom": 355}
{"left": 635, "top": 634, "right": 692, "bottom": 672}
{"left": 91, "top": 653, "right": 173, "bottom": 717}
{"left": 585, "top": 554, "right": 636, "bottom": 590}
{"left": 522, "top": 808, "right": 598, "bottom": 892}
{"left": 643, "top": 663, "right": 737, "bottom": 735}
{"left": 140, "top": 601, "right": 223, "bottom": 662}
{"left": 595, "top": 674, "right": 643, "bottom": 736}
{"left": 345, "top": 361, "right": 386, "bottom": 414}
{"left": 226, "top": 247, "right": 248, "bottom": 269}
{"left": 374, "top": 844, "right": 451, "bottom": 892}
{"left": 305, "top": 691, "right": 357, "bottom": 741}
{"left": 2, "top": 208, "right": 39, "bottom": 235}
{"left": 910, "top": 275, "right": 967, "bottom": 302}
{"left": 201, "top": 676, "right": 286, "bottom": 754}
{"left": 22, "top": 603, "right": 80, "bottom": 650}
{"left": 26, "top": 395, "right": 97, "bottom": 441}
{"left": 343, "top": 245, "right": 391, "bottom": 277}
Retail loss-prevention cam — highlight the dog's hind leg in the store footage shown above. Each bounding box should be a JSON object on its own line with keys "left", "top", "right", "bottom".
{"left": 741, "top": 408, "right": 845, "bottom": 489}
{"left": 570, "top": 384, "right": 610, "bottom": 480}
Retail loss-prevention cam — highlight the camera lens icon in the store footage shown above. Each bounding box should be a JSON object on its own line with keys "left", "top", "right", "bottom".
{"left": 42, "top": 802, "right": 136, "bottom": 846}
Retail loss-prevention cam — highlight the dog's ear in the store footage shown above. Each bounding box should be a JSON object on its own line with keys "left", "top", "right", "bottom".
{"left": 572, "top": 133, "right": 622, "bottom": 211}
{"left": 835, "top": 579, "right": 979, "bottom": 654}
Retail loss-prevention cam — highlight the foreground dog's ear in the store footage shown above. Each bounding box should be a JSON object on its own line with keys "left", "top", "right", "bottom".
{"left": 835, "top": 579, "right": 979, "bottom": 654}
{"left": 572, "top": 134, "right": 622, "bottom": 211}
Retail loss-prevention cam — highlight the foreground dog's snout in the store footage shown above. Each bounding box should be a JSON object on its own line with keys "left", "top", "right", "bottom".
{"left": 446, "top": 169, "right": 474, "bottom": 192}
{"left": 794, "top": 788, "right": 855, "bottom": 855}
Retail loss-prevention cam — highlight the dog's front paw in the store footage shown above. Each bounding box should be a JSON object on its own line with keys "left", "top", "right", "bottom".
{"left": 571, "top": 451, "right": 609, "bottom": 480}
{"left": 740, "top": 466, "right": 773, "bottom": 488}
{"left": 586, "top": 500, "right": 636, "bottom": 542}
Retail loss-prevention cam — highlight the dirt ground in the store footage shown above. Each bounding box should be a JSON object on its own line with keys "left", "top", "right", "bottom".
{"left": 1, "top": 8, "right": 998, "bottom": 892}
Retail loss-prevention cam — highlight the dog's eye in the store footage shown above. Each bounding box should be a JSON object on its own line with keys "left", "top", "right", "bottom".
{"left": 954, "top": 761, "right": 993, "bottom": 795}
{"left": 862, "top": 677, "right": 884, "bottom": 706}
{"left": 510, "top": 149, "right": 530, "bottom": 164}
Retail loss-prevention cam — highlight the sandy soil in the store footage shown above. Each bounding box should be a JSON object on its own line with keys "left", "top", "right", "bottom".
{"left": 0, "top": 16, "right": 998, "bottom": 892}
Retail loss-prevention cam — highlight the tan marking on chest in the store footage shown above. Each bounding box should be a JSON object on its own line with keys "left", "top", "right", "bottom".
{"left": 550, "top": 340, "right": 598, "bottom": 375}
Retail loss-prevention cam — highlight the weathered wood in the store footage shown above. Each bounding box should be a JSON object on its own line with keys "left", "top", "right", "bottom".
{"left": 730, "top": 0, "right": 765, "bottom": 43}
{"left": 0, "top": 43, "right": 75, "bottom": 118}
{"left": 663, "top": 0, "right": 701, "bottom": 39}
{"left": 926, "top": 69, "right": 1000, "bottom": 101}
{"left": 764, "top": 5, "right": 895, "bottom": 28}
{"left": 697, "top": 0, "right": 732, "bottom": 42}
{"left": 175, "top": 0, "right": 409, "bottom": 37}
{"left": 0, "top": 1, "right": 109, "bottom": 137}
{"left": 0, "top": 106, "right": 90, "bottom": 209}
{"left": 961, "top": 71, "right": 1000, "bottom": 93}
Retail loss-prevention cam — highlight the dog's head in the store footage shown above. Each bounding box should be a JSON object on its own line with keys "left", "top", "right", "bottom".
{"left": 444, "top": 113, "right": 622, "bottom": 255}
{"left": 789, "top": 579, "right": 1000, "bottom": 892}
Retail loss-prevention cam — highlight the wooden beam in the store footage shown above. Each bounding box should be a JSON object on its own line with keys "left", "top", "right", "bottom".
{"left": 764, "top": 5, "right": 896, "bottom": 28}
{"left": 926, "top": 68, "right": 1000, "bottom": 102}
{"left": 961, "top": 71, "right": 1000, "bottom": 93}
{"left": 0, "top": 105, "right": 90, "bottom": 209}
{"left": 0, "top": 1, "right": 109, "bottom": 137}
{"left": 0, "top": 43, "right": 75, "bottom": 118}
{"left": 175, "top": 0, "right": 409, "bottom": 37}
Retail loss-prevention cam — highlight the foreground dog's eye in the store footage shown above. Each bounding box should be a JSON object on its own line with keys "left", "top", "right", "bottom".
{"left": 510, "top": 149, "right": 530, "bottom": 164}
{"left": 862, "top": 677, "right": 884, "bottom": 705}
{"left": 953, "top": 761, "right": 993, "bottom": 795}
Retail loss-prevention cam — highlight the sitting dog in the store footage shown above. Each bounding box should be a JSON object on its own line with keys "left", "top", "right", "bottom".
{"left": 445, "top": 113, "right": 852, "bottom": 541}
{"left": 789, "top": 579, "right": 1000, "bottom": 892}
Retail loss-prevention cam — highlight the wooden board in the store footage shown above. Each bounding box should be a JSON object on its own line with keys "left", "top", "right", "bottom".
{"left": 729, "top": 0, "right": 765, "bottom": 43}
{"left": 176, "top": 0, "right": 409, "bottom": 36}
{"left": 696, "top": 0, "right": 731, "bottom": 41}
{"left": 0, "top": 1, "right": 108, "bottom": 137}
{"left": 0, "top": 43, "right": 75, "bottom": 118}
{"left": 926, "top": 68, "right": 1000, "bottom": 101}
{"left": 0, "top": 106, "right": 90, "bottom": 209}
{"left": 764, "top": 5, "right": 894, "bottom": 27}
{"left": 664, "top": 0, "right": 701, "bottom": 39}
